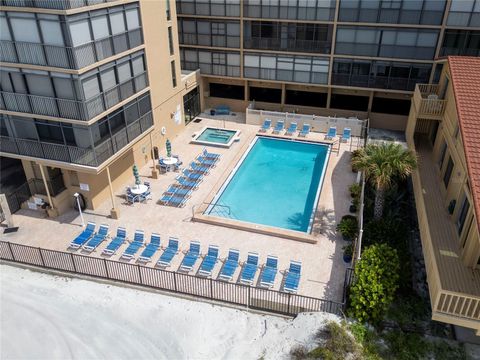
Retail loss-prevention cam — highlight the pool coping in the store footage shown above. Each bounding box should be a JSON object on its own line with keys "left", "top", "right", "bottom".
{"left": 190, "top": 126, "right": 241, "bottom": 148}
{"left": 192, "top": 132, "right": 336, "bottom": 244}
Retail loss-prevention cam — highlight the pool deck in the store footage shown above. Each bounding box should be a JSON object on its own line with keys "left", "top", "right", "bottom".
{"left": 1, "top": 118, "right": 360, "bottom": 303}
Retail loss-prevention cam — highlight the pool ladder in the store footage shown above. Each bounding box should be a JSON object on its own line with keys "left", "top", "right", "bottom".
{"left": 192, "top": 202, "right": 237, "bottom": 220}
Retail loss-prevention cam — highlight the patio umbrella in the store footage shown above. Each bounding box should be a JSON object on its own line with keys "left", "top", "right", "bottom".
{"left": 166, "top": 139, "right": 172, "bottom": 158}
{"left": 133, "top": 165, "right": 141, "bottom": 186}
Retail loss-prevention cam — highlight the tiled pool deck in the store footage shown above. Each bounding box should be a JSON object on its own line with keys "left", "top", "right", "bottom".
{"left": 1, "top": 118, "right": 360, "bottom": 302}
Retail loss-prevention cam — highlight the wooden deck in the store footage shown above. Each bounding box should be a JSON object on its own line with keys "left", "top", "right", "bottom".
{"left": 416, "top": 142, "right": 480, "bottom": 297}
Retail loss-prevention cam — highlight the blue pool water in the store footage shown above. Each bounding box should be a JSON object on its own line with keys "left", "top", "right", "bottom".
{"left": 206, "top": 137, "right": 330, "bottom": 232}
{"left": 196, "top": 128, "right": 236, "bottom": 144}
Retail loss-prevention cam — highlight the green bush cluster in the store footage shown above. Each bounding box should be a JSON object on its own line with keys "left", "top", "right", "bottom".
{"left": 349, "top": 244, "right": 400, "bottom": 324}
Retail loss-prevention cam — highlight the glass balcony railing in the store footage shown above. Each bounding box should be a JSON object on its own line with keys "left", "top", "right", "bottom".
{"left": 0, "top": 0, "right": 118, "bottom": 10}
{"left": 0, "top": 29, "right": 143, "bottom": 70}
{"left": 0, "top": 72, "right": 148, "bottom": 121}
{"left": 0, "top": 111, "right": 154, "bottom": 168}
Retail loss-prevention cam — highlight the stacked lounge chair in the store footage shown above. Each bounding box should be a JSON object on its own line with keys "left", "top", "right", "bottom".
{"left": 272, "top": 120, "right": 285, "bottom": 134}
{"left": 102, "top": 227, "right": 127, "bottom": 256}
{"left": 341, "top": 127, "right": 351, "bottom": 143}
{"left": 218, "top": 249, "right": 240, "bottom": 281}
{"left": 138, "top": 233, "right": 161, "bottom": 263}
{"left": 69, "top": 222, "right": 96, "bottom": 249}
{"left": 325, "top": 126, "right": 337, "bottom": 140}
{"left": 240, "top": 252, "right": 259, "bottom": 285}
{"left": 121, "top": 230, "right": 145, "bottom": 260}
{"left": 299, "top": 123, "right": 311, "bottom": 137}
{"left": 82, "top": 224, "right": 109, "bottom": 252}
{"left": 259, "top": 119, "right": 271, "bottom": 132}
{"left": 157, "top": 237, "right": 179, "bottom": 267}
{"left": 179, "top": 241, "right": 201, "bottom": 272}
{"left": 285, "top": 122, "right": 297, "bottom": 136}
{"left": 198, "top": 245, "right": 219, "bottom": 277}
{"left": 260, "top": 255, "right": 278, "bottom": 288}
{"left": 283, "top": 260, "right": 302, "bottom": 293}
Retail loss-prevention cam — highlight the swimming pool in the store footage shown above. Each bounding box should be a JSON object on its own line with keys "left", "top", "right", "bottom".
{"left": 191, "top": 127, "right": 240, "bottom": 148}
{"left": 205, "top": 137, "right": 330, "bottom": 233}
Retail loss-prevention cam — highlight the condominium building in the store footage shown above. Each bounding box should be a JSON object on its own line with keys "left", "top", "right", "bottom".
{"left": 0, "top": 0, "right": 201, "bottom": 216}
{"left": 406, "top": 56, "right": 480, "bottom": 334}
{"left": 176, "top": 0, "right": 479, "bottom": 130}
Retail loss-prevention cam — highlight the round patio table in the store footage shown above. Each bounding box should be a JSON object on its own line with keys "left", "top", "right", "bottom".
{"left": 130, "top": 184, "right": 148, "bottom": 195}
{"left": 162, "top": 157, "right": 178, "bottom": 171}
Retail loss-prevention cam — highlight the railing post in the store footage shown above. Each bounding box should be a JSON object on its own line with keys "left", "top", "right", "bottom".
{"left": 287, "top": 293, "right": 292, "bottom": 315}
{"left": 7, "top": 241, "right": 15, "bottom": 261}
{"left": 137, "top": 264, "right": 143, "bottom": 285}
{"left": 210, "top": 278, "right": 213, "bottom": 299}
{"left": 103, "top": 258, "right": 109, "bottom": 278}
{"left": 173, "top": 271, "right": 177, "bottom": 292}
{"left": 70, "top": 253, "right": 76, "bottom": 272}
{"left": 38, "top": 247, "right": 45, "bottom": 267}
{"left": 247, "top": 285, "right": 251, "bottom": 309}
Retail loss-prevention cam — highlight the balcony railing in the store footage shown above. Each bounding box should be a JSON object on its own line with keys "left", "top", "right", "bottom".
{"left": 440, "top": 47, "right": 480, "bottom": 57}
{"left": 244, "top": 37, "right": 331, "bottom": 54}
{"left": 0, "top": 0, "right": 117, "bottom": 10}
{"left": 0, "top": 72, "right": 148, "bottom": 121}
{"left": 0, "top": 111, "right": 153, "bottom": 168}
{"left": 413, "top": 84, "right": 446, "bottom": 119}
{"left": 0, "top": 29, "right": 143, "bottom": 70}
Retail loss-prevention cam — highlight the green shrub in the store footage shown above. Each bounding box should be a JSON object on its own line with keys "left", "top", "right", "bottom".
{"left": 336, "top": 215, "right": 358, "bottom": 241}
{"left": 383, "top": 330, "right": 429, "bottom": 360}
{"left": 363, "top": 217, "right": 407, "bottom": 247}
{"left": 313, "top": 322, "right": 360, "bottom": 360}
{"left": 349, "top": 183, "right": 361, "bottom": 199}
{"left": 349, "top": 244, "right": 400, "bottom": 324}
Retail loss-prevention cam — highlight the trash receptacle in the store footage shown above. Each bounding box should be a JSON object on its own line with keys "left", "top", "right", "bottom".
{"left": 210, "top": 109, "right": 216, "bottom": 116}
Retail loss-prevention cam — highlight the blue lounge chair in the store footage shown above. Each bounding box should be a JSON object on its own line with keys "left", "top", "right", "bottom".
{"left": 138, "top": 233, "right": 161, "bottom": 263}
{"left": 196, "top": 156, "right": 217, "bottom": 167}
{"left": 198, "top": 245, "right": 219, "bottom": 277}
{"left": 183, "top": 169, "right": 203, "bottom": 181}
{"left": 102, "top": 227, "right": 127, "bottom": 256}
{"left": 165, "top": 185, "right": 191, "bottom": 196}
{"left": 260, "top": 119, "right": 271, "bottom": 132}
{"left": 240, "top": 252, "right": 259, "bottom": 285}
{"left": 273, "top": 120, "right": 285, "bottom": 134}
{"left": 299, "top": 123, "right": 311, "bottom": 137}
{"left": 325, "top": 126, "right": 337, "bottom": 140}
{"left": 69, "top": 222, "right": 96, "bottom": 249}
{"left": 160, "top": 191, "right": 190, "bottom": 207}
{"left": 179, "top": 241, "right": 201, "bottom": 272}
{"left": 341, "top": 127, "right": 351, "bottom": 143}
{"left": 82, "top": 224, "right": 109, "bottom": 252}
{"left": 260, "top": 255, "right": 278, "bottom": 288}
{"left": 156, "top": 237, "right": 179, "bottom": 267}
{"left": 218, "top": 249, "right": 240, "bottom": 281}
{"left": 121, "top": 230, "right": 145, "bottom": 260}
{"left": 286, "top": 122, "right": 297, "bottom": 136}
{"left": 202, "top": 148, "right": 221, "bottom": 160}
{"left": 283, "top": 260, "right": 302, "bottom": 293}
{"left": 190, "top": 162, "right": 209, "bottom": 174}
{"left": 176, "top": 176, "right": 199, "bottom": 188}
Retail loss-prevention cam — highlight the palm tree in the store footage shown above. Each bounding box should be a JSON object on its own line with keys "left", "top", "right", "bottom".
{"left": 351, "top": 143, "right": 417, "bottom": 220}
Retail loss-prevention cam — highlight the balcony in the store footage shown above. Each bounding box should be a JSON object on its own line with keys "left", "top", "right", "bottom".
{"left": 0, "top": 0, "right": 117, "bottom": 10}
{"left": 413, "top": 84, "right": 447, "bottom": 119}
{"left": 408, "top": 138, "right": 480, "bottom": 332}
{"left": 244, "top": 37, "right": 331, "bottom": 54}
{"left": 0, "top": 111, "right": 153, "bottom": 168}
{"left": 0, "top": 29, "right": 143, "bottom": 70}
{"left": 0, "top": 72, "right": 148, "bottom": 121}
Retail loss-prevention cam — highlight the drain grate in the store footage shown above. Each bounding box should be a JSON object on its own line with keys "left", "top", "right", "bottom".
{"left": 193, "top": 118, "right": 202, "bottom": 123}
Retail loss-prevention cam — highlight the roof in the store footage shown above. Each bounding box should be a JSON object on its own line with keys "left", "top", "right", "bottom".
{"left": 448, "top": 56, "right": 480, "bottom": 232}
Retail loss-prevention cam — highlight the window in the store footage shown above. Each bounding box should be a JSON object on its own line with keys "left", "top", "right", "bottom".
{"left": 91, "top": 15, "right": 109, "bottom": 40}
{"left": 166, "top": 0, "right": 171, "bottom": 20}
{"left": 439, "top": 142, "right": 447, "bottom": 168}
{"left": 171, "top": 60, "right": 177, "bottom": 87}
{"left": 443, "top": 157, "right": 454, "bottom": 188}
{"left": 168, "top": 27, "right": 174, "bottom": 55}
{"left": 110, "top": 11, "right": 126, "bottom": 35}
{"left": 457, "top": 196, "right": 470, "bottom": 235}
{"left": 69, "top": 19, "right": 92, "bottom": 46}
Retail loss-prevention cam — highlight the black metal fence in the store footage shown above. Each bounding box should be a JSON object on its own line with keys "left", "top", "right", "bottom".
{"left": 0, "top": 241, "right": 344, "bottom": 317}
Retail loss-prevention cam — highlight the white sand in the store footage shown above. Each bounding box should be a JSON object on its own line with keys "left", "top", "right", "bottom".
{"left": 1, "top": 265, "right": 340, "bottom": 360}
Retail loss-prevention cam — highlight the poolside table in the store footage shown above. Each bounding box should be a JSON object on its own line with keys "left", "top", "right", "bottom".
{"left": 130, "top": 184, "right": 149, "bottom": 195}
{"left": 162, "top": 157, "right": 178, "bottom": 171}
